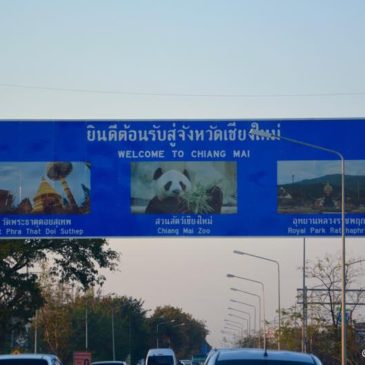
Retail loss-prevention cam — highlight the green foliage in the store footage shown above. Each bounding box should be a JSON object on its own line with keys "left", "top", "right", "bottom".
{"left": 185, "top": 183, "right": 216, "bottom": 213}
{"left": 149, "top": 306, "right": 209, "bottom": 359}
{"left": 27, "top": 296, "right": 208, "bottom": 365}
{"left": 28, "top": 290, "right": 151, "bottom": 365}
{"left": 0, "top": 238, "right": 119, "bottom": 350}
{"left": 273, "top": 254, "right": 365, "bottom": 364}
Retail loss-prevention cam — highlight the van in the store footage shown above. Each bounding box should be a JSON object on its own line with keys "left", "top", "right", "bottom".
{"left": 145, "top": 349, "right": 177, "bottom": 365}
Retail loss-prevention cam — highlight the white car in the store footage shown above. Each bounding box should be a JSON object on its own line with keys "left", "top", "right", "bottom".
{"left": 146, "top": 349, "right": 177, "bottom": 365}
{"left": 204, "top": 348, "right": 323, "bottom": 365}
{"left": 0, "top": 354, "right": 62, "bottom": 365}
{"left": 92, "top": 362, "right": 127, "bottom": 365}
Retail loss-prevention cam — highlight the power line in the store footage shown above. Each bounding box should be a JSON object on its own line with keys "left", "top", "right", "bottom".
{"left": 1, "top": 83, "right": 365, "bottom": 99}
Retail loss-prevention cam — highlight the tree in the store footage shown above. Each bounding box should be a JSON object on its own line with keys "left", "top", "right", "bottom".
{"left": 303, "top": 254, "right": 365, "bottom": 364}
{"left": 305, "top": 254, "right": 365, "bottom": 328}
{"left": 31, "top": 289, "right": 151, "bottom": 365}
{"left": 275, "top": 254, "right": 365, "bottom": 364}
{"left": 0, "top": 238, "right": 119, "bottom": 350}
{"left": 149, "top": 306, "right": 209, "bottom": 359}
{"left": 31, "top": 268, "right": 74, "bottom": 357}
{"left": 81, "top": 294, "right": 150, "bottom": 365}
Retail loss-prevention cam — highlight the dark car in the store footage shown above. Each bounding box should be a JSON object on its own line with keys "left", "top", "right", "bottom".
{"left": 204, "top": 348, "right": 322, "bottom": 365}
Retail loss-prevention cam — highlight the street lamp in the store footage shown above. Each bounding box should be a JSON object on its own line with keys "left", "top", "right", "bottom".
{"left": 221, "top": 331, "right": 237, "bottom": 348}
{"left": 168, "top": 322, "right": 185, "bottom": 348}
{"left": 224, "top": 325, "right": 242, "bottom": 332}
{"left": 111, "top": 306, "right": 115, "bottom": 360}
{"left": 224, "top": 319, "right": 243, "bottom": 332}
{"left": 250, "top": 127, "right": 347, "bottom": 365}
{"left": 221, "top": 329, "right": 239, "bottom": 337}
{"left": 225, "top": 323, "right": 241, "bottom": 329}
{"left": 228, "top": 307, "right": 254, "bottom": 335}
{"left": 234, "top": 250, "right": 281, "bottom": 349}
{"left": 227, "top": 274, "right": 266, "bottom": 349}
{"left": 227, "top": 313, "right": 249, "bottom": 336}
{"left": 100, "top": 293, "right": 117, "bottom": 360}
{"left": 230, "top": 299, "right": 257, "bottom": 335}
{"left": 226, "top": 317, "right": 249, "bottom": 338}
{"left": 172, "top": 322, "right": 185, "bottom": 328}
{"left": 231, "top": 287, "right": 262, "bottom": 348}
{"left": 85, "top": 299, "right": 88, "bottom": 351}
{"left": 156, "top": 319, "right": 176, "bottom": 348}
{"left": 224, "top": 319, "right": 245, "bottom": 336}
{"left": 224, "top": 320, "right": 243, "bottom": 327}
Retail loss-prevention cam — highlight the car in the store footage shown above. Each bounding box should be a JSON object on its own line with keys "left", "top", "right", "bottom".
{"left": 178, "top": 360, "right": 192, "bottom": 365}
{"left": 0, "top": 354, "right": 62, "bottom": 365}
{"left": 204, "top": 348, "right": 323, "bottom": 365}
{"left": 146, "top": 349, "right": 177, "bottom": 365}
{"left": 92, "top": 362, "right": 128, "bottom": 365}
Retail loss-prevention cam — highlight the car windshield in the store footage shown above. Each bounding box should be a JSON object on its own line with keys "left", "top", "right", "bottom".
{"left": 217, "top": 360, "right": 311, "bottom": 365}
{"left": 147, "top": 356, "right": 174, "bottom": 365}
{"left": 0, "top": 360, "right": 49, "bottom": 365}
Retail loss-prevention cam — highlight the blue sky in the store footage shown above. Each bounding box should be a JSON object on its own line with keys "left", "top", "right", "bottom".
{"left": 1, "top": 0, "right": 365, "bottom": 349}
{"left": 1, "top": 1, "right": 365, "bottom": 119}
{"left": 277, "top": 160, "right": 365, "bottom": 185}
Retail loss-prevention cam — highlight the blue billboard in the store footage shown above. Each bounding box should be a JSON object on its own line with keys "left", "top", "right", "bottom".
{"left": 0, "top": 119, "right": 364, "bottom": 238}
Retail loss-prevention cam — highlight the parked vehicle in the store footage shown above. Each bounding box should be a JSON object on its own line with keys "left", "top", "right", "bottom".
{"left": 146, "top": 349, "right": 177, "bottom": 365}
{"left": 179, "top": 360, "right": 192, "bottom": 365}
{"left": 92, "top": 361, "right": 127, "bottom": 365}
{"left": 204, "top": 348, "right": 323, "bottom": 365}
{"left": 0, "top": 354, "right": 62, "bottom": 365}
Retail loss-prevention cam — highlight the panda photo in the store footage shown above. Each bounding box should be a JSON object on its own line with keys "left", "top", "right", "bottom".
{"left": 145, "top": 167, "right": 193, "bottom": 214}
{"left": 130, "top": 161, "right": 236, "bottom": 214}
{"left": 144, "top": 166, "right": 224, "bottom": 214}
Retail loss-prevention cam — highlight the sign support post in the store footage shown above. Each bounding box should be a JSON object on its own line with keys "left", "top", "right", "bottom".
{"left": 249, "top": 128, "right": 346, "bottom": 365}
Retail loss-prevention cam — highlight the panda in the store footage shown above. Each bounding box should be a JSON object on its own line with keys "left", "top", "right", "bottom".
{"left": 145, "top": 167, "right": 193, "bottom": 214}
{"left": 145, "top": 167, "right": 224, "bottom": 214}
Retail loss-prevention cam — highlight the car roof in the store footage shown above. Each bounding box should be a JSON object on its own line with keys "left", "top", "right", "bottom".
{"left": 215, "top": 349, "right": 318, "bottom": 363}
{"left": 147, "top": 349, "right": 175, "bottom": 356}
{"left": 91, "top": 360, "right": 126, "bottom": 365}
{"left": 0, "top": 355, "right": 59, "bottom": 360}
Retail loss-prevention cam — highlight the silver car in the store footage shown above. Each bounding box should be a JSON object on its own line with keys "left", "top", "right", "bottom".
{"left": 0, "top": 354, "right": 63, "bottom": 365}
{"left": 204, "top": 348, "right": 322, "bottom": 365}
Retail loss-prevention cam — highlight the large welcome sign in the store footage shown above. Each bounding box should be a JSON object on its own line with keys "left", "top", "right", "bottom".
{"left": 0, "top": 119, "right": 364, "bottom": 237}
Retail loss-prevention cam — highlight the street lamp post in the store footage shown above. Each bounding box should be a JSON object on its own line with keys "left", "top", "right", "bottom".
{"left": 224, "top": 319, "right": 242, "bottom": 328}
{"left": 228, "top": 307, "right": 252, "bottom": 336}
{"left": 99, "top": 293, "right": 117, "bottom": 360}
{"left": 302, "top": 238, "right": 307, "bottom": 353}
{"left": 172, "top": 322, "right": 185, "bottom": 329}
{"left": 227, "top": 274, "right": 266, "bottom": 349}
{"left": 34, "top": 310, "right": 38, "bottom": 353}
{"left": 230, "top": 300, "right": 257, "bottom": 336}
{"left": 156, "top": 319, "right": 176, "bottom": 348}
{"left": 224, "top": 325, "right": 243, "bottom": 337}
{"left": 250, "top": 127, "right": 346, "bottom": 365}
{"left": 231, "top": 287, "right": 262, "bottom": 348}
{"left": 234, "top": 250, "right": 281, "bottom": 349}
{"left": 221, "top": 329, "right": 239, "bottom": 339}
{"left": 169, "top": 323, "right": 185, "bottom": 348}
{"left": 111, "top": 306, "right": 116, "bottom": 361}
{"left": 224, "top": 325, "right": 241, "bottom": 331}
{"left": 225, "top": 319, "right": 247, "bottom": 338}
{"left": 228, "top": 313, "right": 249, "bottom": 337}
{"left": 85, "top": 301, "right": 88, "bottom": 350}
